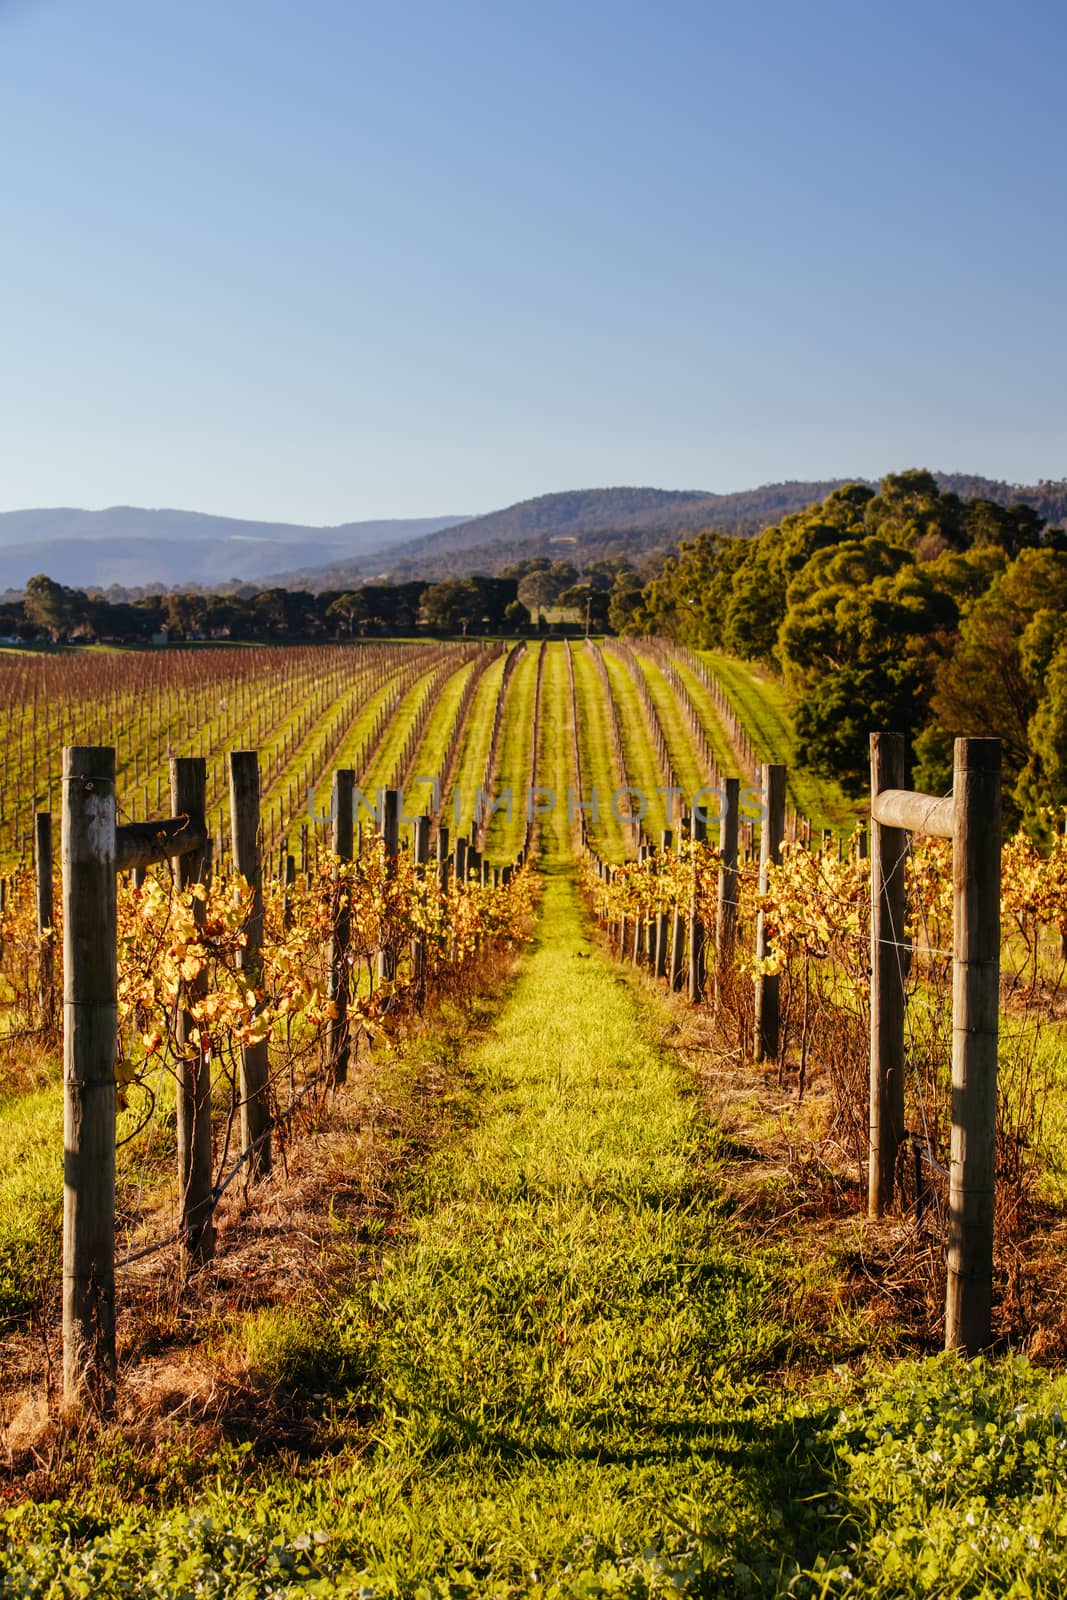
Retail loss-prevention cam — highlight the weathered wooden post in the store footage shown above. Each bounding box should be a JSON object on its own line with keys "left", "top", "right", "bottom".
{"left": 62, "top": 746, "right": 117, "bottom": 1412}
{"left": 229, "top": 752, "right": 270, "bottom": 1176}
{"left": 947, "top": 738, "right": 1001, "bottom": 1353}
{"left": 669, "top": 903, "right": 685, "bottom": 991}
{"left": 868, "top": 735, "right": 1001, "bottom": 1353}
{"left": 714, "top": 777, "right": 740, "bottom": 1011}
{"left": 688, "top": 804, "right": 707, "bottom": 1003}
{"left": 754, "top": 763, "right": 786, "bottom": 1063}
{"left": 171, "top": 758, "right": 214, "bottom": 1265}
{"left": 869, "top": 733, "right": 908, "bottom": 1217}
{"left": 35, "top": 810, "right": 55, "bottom": 1030}
{"left": 283, "top": 852, "right": 296, "bottom": 930}
{"left": 437, "top": 824, "right": 451, "bottom": 896}
{"left": 412, "top": 813, "right": 430, "bottom": 998}
{"left": 654, "top": 829, "right": 671, "bottom": 980}
{"left": 328, "top": 769, "right": 354, "bottom": 1085}
{"left": 378, "top": 788, "right": 400, "bottom": 982}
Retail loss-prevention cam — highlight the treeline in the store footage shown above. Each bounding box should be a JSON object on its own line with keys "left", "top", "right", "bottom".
{"left": 4, "top": 557, "right": 644, "bottom": 646}
{"left": 632, "top": 470, "right": 1067, "bottom": 834}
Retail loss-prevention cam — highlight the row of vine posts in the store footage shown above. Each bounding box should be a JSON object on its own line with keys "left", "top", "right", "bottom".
{"left": 56, "top": 743, "right": 530, "bottom": 1416}
{"left": 583, "top": 733, "right": 1003, "bottom": 1358}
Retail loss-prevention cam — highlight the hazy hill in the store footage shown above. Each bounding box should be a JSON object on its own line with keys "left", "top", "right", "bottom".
{"left": 267, "top": 475, "right": 1067, "bottom": 588}
{"left": 4, "top": 477, "right": 1065, "bottom": 593}
{"left": 0, "top": 508, "right": 467, "bottom": 590}
{"left": 265, "top": 481, "right": 856, "bottom": 587}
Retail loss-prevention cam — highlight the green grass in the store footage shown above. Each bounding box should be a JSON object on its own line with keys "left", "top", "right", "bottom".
{"left": 484, "top": 646, "right": 537, "bottom": 862}
{"left": 0, "top": 1085, "right": 61, "bottom": 1324}
{"left": 571, "top": 642, "right": 631, "bottom": 862}
{"left": 632, "top": 652, "right": 708, "bottom": 808}
{"left": 446, "top": 653, "right": 507, "bottom": 839}
{"left": 399, "top": 657, "right": 477, "bottom": 844}
{"left": 700, "top": 651, "right": 860, "bottom": 833}
{"left": 667, "top": 656, "right": 746, "bottom": 780}
{"left": 601, "top": 647, "right": 671, "bottom": 839}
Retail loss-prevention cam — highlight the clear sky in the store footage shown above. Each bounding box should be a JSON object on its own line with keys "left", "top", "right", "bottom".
{"left": 1, "top": 0, "right": 1064, "bottom": 525}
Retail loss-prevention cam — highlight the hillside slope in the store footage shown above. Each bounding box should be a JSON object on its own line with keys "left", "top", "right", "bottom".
{"left": 267, "top": 473, "right": 1067, "bottom": 587}
{"left": 0, "top": 509, "right": 467, "bottom": 591}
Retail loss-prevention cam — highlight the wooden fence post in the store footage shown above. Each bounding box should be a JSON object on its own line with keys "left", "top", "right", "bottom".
{"left": 437, "top": 824, "right": 451, "bottom": 896}
{"left": 413, "top": 813, "right": 430, "bottom": 999}
{"left": 688, "top": 805, "right": 707, "bottom": 1002}
{"left": 378, "top": 788, "right": 400, "bottom": 982}
{"left": 283, "top": 852, "right": 295, "bottom": 929}
{"left": 869, "top": 732, "right": 908, "bottom": 1218}
{"left": 171, "top": 757, "right": 214, "bottom": 1265}
{"left": 35, "top": 810, "right": 55, "bottom": 1031}
{"left": 946, "top": 737, "right": 1001, "bottom": 1353}
{"left": 654, "top": 829, "right": 671, "bottom": 980}
{"left": 669, "top": 899, "right": 685, "bottom": 992}
{"left": 229, "top": 751, "right": 271, "bottom": 1177}
{"left": 714, "top": 777, "right": 739, "bottom": 1011}
{"left": 754, "top": 763, "right": 786, "bottom": 1063}
{"left": 329, "top": 769, "right": 354, "bottom": 1085}
{"left": 62, "top": 746, "right": 117, "bottom": 1412}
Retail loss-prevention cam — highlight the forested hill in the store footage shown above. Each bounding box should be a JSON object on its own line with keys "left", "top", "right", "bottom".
{"left": 267, "top": 482, "right": 853, "bottom": 586}
{"left": 267, "top": 475, "right": 1067, "bottom": 587}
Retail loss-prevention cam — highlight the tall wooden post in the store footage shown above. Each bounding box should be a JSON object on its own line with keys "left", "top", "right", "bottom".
{"left": 669, "top": 903, "right": 685, "bottom": 991}
{"left": 437, "top": 825, "right": 451, "bottom": 896}
{"left": 714, "top": 778, "right": 740, "bottom": 1010}
{"left": 413, "top": 814, "right": 430, "bottom": 999}
{"left": 688, "top": 805, "right": 707, "bottom": 1002}
{"left": 168, "top": 755, "right": 214, "bottom": 1267}
{"left": 171, "top": 758, "right": 214, "bottom": 1265}
{"left": 328, "top": 769, "right": 354, "bottom": 1085}
{"left": 946, "top": 738, "right": 1001, "bottom": 1354}
{"left": 229, "top": 752, "right": 270, "bottom": 1176}
{"left": 62, "top": 746, "right": 117, "bottom": 1412}
{"left": 378, "top": 788, "right": 400, "bottom": 982}
{"left": 869, "top": 733, "right": 908, "bottom": 1218}
{"left": 754, "top": 763, "right": 786, "bottom": 1063}
{"left": 283, "top": 853, "right": 295, "bottom": 930}
{"left": 654, "top": 829, "right": 671, "bottom": 979}
{"left": 35, "top": 810, "right": 55, "bottom": 1030}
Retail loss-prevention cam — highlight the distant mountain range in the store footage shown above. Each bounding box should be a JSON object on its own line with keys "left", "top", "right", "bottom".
{"left": 262, "top": 475, "right": 1067, "bottom": 588}
{"left": 2, "top": 475, "right": 1065, "bottom": 593}
{"left": 0, "top": 507, "right": 468, "bottom": 592}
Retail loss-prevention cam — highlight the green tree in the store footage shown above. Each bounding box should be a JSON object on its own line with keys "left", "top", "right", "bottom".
{"left": 23, "top": 573, "right": 78, "bottom": 641}
{"left": 325, "top": 591, "right": 370, "bottom": 636}
{"left": 421, "top": 579, "right": 483, "bottom": 634}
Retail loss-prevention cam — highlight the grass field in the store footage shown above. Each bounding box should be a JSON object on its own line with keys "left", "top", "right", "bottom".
{"left": 699, "top": 650, "right": 860, "bottom": 833}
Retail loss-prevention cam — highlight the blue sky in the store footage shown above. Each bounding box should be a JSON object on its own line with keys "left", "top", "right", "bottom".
{"left": 1, "top": 0, "right": 1064, "bottom": 524}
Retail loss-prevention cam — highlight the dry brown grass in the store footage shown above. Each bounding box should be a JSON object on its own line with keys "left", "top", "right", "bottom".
{"left": 0, "top": 936, "right": 525, "bottom": 1496}
{"left": 610, "top": 934, "right": 1067, "bottom": 1370}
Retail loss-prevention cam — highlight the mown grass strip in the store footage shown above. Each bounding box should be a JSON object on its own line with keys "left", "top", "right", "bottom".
{"left": 484, "top": 647, "right": 537, "bottom": 862}
{"left": 571, "top": 642, "right": 630, "bottom": 862}
{"left": 701, "top": 651, "right": 859, "bottom": 833}
{"left": 632, "top": 653, "right": 708, "bottom": 807}
{"left": 445, "top": 654, "right": 506, "bottom": 839}
{"left": 667, "top": 654, "right": 743, "bottom": 780}
{"left": 601, "top": 646, "right": 670, "bottom": 839}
